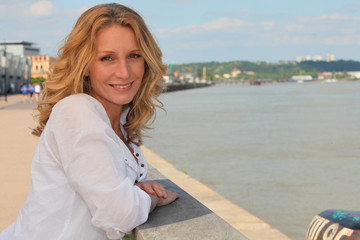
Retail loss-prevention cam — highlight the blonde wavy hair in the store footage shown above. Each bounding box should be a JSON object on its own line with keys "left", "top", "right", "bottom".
{"left": 33, "top": 3, "right": 167, "bottom": 145}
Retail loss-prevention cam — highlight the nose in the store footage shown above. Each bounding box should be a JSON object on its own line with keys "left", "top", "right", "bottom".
{"left": 115, "top": 59, "right": 130, "bottom": 79}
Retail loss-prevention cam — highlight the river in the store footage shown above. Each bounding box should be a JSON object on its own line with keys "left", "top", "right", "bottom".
{"left": 143, "top": 81, "right": 360, "bottom": 239}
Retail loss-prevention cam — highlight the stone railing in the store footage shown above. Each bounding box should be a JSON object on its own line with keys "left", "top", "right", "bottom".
{"left": 133, "top": 166, "right": 248, "bottom": 240}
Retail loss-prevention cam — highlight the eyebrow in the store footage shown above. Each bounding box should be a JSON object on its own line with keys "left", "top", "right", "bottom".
{"left": 97, "top": 48, "right": 141, "bottom": 53}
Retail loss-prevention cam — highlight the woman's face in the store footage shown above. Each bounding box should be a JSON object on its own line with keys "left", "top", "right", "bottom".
{"left": 88, "top": 24, "right": 145, "bottom": 112}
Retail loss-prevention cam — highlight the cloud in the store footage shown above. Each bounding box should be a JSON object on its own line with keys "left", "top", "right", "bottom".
{"left": 27, "top": 0, "right": 53, "bottom": 17}
{"left": 157, "top": 17, "right": 248, "bottom": 36}
{"left": 156, "top": 9, "right": 360, "bottom": 63}
{"left": 261, "top": 21, "right": 276, "bottom": 31}
{"left": 0, "top": 1, "right": 87, "bottom": 56}
{"left": 278, "top": 14, "right": 360, "bottom": 45}
{"left": 157, "top": 9, "right": 360, "bottom": 46}
{"left": 0, "top": 1, "right": 53, "bottom": 20}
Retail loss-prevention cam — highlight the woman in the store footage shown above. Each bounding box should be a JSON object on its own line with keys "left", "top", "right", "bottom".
{"left": 0, "top": 3, "right": 178, "bottom": 240}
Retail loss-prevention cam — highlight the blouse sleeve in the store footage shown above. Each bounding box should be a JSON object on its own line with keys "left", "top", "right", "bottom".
{"left": 46, "top": 95, "right": 151, "bottom": 239}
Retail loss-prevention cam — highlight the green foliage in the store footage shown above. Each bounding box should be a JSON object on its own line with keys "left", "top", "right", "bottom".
{"left": 298, "top": 60, "right": 360, "bottom": 72}
{"left": 31, "top": 77, "right": 46, "bottom": 84}
{"left": 167, "top": 60, "right": 360, "bottom": 81}
{"left": 124, "top": 234, "right": 135, "bottom": 240}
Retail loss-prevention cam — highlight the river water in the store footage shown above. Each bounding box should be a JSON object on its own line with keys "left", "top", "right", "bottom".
{"left": 143, "top": 81, "right": 360, "bottom": 239}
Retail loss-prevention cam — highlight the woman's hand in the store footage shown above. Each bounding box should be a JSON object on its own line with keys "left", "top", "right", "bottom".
{"left": 135, "top": 181, "right": 168, "bottom": 198}
{"left": 136, "top": 181, "right": 179, "bottom": 212}
{"left": 156, "top": 189, "right": 179, "bottom": 207}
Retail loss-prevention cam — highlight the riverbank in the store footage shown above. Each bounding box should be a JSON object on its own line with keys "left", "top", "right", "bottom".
{"left": 164, "top": 82, "right": 213, "bottom": 92}
{"left": 0, "top": 94, "right": 288, "bottom": 239}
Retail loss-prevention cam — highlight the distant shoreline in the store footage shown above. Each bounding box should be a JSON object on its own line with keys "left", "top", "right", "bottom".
{"left": 163, "top": 82, "right": 213, "bottom": 92}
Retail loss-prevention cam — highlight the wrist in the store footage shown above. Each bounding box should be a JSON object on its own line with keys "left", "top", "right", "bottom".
{"left": 149, "top": 194, "right": 159, "bottom": 212}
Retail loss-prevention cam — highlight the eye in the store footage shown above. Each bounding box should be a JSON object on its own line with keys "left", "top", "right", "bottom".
{"left": 129, "top": 53, "right": 142, "bottom": 59}
{"left": 100, "top": 55, "right": 113, "bottom": 61}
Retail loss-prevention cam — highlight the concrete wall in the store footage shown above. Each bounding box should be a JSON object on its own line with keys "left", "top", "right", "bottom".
{"left": 134, "top": 166, "right": 248, "bottom": 240}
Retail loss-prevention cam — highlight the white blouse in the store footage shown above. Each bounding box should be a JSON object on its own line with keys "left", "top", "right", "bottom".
{"left": 0, "top": 94, "right": 151, "bottom": 240}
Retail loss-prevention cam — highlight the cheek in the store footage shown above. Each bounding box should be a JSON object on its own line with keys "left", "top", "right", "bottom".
{"left": 134, "top": 61, "right": 145, "bottom": 78}
{"left": 89, "top": 66, "right": 107, "bottom": 83}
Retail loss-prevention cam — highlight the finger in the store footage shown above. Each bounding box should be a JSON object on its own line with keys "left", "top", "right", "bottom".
{"left": 144, "top": 182, "right": 155, "bottom": 195}
{"left": 160, "top": 186, "right": 167, "bottom": 198}
{"left": 148, "top": 182, "right": 166, "bottom": 198}
{"left": 156, "top": 190, "right": 179, "bottom": 207}
{"left": 152, "top": 182, "right": 166, "bottom": 198}
{"left": 158, "top": 185, "right": 167, "bottom": 198}
{"left": 173, "top": 191, "right": 179, "bottom": 199}
{"left": 167, "top": 190, "right": 179, "bottom": 200}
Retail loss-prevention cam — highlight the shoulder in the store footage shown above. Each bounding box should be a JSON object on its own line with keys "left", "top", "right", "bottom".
{"left": 54, "top": 94, "right": 102, "bottom": 112}
{"left": 51, "top": 94, "right": 109, "bottom": 123}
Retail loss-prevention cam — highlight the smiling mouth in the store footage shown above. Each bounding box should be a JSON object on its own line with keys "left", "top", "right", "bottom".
{"left": 111, "top": 83, "right": 132, "bottom": 89}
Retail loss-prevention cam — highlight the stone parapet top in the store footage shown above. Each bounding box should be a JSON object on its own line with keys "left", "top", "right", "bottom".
{"left": 135, "top": 166, "right": 248, "bottom": 239}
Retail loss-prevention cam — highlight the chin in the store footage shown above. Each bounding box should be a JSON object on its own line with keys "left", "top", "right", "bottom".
{"left": 114, "top": 97, "right": 135, "bottom": 106}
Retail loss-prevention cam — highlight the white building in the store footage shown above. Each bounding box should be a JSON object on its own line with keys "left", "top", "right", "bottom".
{"left": 325, "top": 54, "right": 335, "bottom": 62}
{"left": 347, "top": 71, "right": 360, "bottom": 79}
{"left": 296, "top": 54, "right": 335, "bottom": 62}
{"left": 223, "top": 73, "right": 231, "bottom": 79}
{"left": 313, "top": 56, "right": 322, "bottom": 61}
{"left": 231, "top": 67, "right": 241, "bottom": 78}
{"left": 291, "top": 75, "right": 313, "bottom": 83}
{"left": 296, "top": 56, "right": 312, "bottom": 62}
{"left": 0, "top": 41, "right": 40, "bottom": 58}
{"left": 0, "top": 41, "right": 38, "bottom": 94}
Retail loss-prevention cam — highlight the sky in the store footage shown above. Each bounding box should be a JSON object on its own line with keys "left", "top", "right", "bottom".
{"left": 0, "top": 0, "right": 359, "bottom": 64}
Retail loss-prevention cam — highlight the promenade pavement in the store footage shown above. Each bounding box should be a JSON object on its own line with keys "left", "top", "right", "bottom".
{"left": 0, "top": 94, "right": 38, "bottom": 231}
{"left": 0, "top": 94, "right": 289, "bottom": 239}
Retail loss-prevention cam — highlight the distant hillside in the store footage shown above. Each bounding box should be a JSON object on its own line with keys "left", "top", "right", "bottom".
{"left": 298, "top": 60, "right": 360, "bottom": 72}
{"left": 168, "top": 60, "right": 360, "bottom": 81}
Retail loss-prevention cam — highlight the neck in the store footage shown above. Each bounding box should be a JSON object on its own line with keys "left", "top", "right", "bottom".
{"left": 106, "top": 107, "right": 122, "bottom": 133}
{"left": 88, "top": 91, "right": 124, "bottom": 134}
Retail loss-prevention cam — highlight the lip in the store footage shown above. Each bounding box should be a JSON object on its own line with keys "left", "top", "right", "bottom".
{"left": 110, "top": 82, "right": 133, "bottom": 90}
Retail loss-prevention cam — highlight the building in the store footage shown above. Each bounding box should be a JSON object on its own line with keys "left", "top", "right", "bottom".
{"left": 290, "top": 75, "right": 313, "bottom": 83}
{"left": 28, "top": 55, "right": 56, "bottom": 79}
{"left": 296, "top": 56, "right": 311, "bottom": 62}
{"left": 325, "top": 54, "right": 335, "bottom": 62}
{"left": 313, "top": 56, "right": 322, "bottom": 61}
{"left": 0, "top": 41, "right": 40, "bottom": 94}
{"left": 0, "top": 41, "right": 40, "bottom": 57}
{"left": 223, "top": 73, "right": 231, "bottom": 79}
{"left": 317, "top": 72, "right": 333, "bottom": 80}
{"left": 231, "top": 67, "right": 241, "bottom": 78}
{"left": 347, "top": 71, "right": 360, "bottom": 79}
{"left": 296, "top": 54, "right": 335, "bottom": 62}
